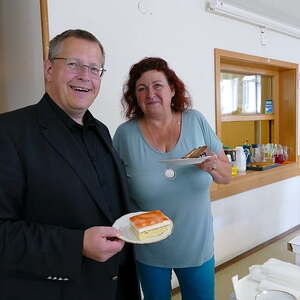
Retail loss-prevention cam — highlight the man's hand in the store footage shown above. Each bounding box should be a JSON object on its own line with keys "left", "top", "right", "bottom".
{"left": 82, "top": 226, "right": 125, "bottom": 262}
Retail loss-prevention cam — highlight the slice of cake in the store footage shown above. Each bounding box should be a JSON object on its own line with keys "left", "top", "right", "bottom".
{"left": 182, "top": 145, "right": 208, "bottom": 158}
{"left": 129, "top": 210, "right": 172, "bottom": 240}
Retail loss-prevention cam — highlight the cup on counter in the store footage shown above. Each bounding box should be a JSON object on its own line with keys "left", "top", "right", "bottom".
{"left": 260, "top": 144, "right": 274, "bottom": 163}
{"left": 283, "top": 145, "right": 288, "bottom": 161}
{"left": 274, "top": 144, "right": 285, "bottom": 163}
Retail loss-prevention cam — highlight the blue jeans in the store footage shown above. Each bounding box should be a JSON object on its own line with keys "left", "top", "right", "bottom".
{"left": 137, "top": 257, "right": 215, "bottom": 300}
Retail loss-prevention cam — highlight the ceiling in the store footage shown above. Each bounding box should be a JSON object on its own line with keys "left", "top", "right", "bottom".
{"left": 223, "top": 0, "right": 300, "bottom": 29}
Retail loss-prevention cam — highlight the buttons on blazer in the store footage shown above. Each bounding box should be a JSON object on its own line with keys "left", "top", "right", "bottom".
{"left": 46, "top": 275, "right": 69, "bottom": 281}
{"left": 111, "top": 275, "right": 118, "bottom": 281}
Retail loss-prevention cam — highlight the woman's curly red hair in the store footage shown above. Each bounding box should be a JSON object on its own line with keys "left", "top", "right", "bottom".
{"left": 122, "top": 57, "right": 191, "bottom": 119}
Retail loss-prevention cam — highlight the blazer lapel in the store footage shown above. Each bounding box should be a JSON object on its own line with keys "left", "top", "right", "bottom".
{"left": 36, "top": 96, "right": 114, "bottom": 222}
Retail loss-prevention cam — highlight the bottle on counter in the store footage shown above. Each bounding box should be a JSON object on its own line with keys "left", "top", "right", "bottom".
{"left": 251, "top": 144, "right": 261, "bottom": 163}
{"left": 234, "top": 146, "right": 247, "bottom": 173}
{"left": 243, "top": 139, "right": 252, "bottom": 164}
{"left": 224, "top": 146, "right": 238, "bottom": 175}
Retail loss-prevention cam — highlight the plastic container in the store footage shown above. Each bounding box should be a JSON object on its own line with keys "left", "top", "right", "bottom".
{"left": 235, "top": 146, "right": 247, "bottom": 173}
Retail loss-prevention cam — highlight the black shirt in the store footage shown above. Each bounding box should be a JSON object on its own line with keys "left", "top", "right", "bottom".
{"left": 46, "top": 94, "right": 124, "bottom": 221}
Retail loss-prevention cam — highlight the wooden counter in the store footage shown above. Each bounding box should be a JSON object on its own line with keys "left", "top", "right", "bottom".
{"left": 211, "top": 161, "right": 300, "bottom": 201}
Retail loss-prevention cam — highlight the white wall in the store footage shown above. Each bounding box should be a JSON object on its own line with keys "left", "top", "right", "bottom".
{"left": 0, "top": 0, "right": 44, "bottom": 112}
{"left": 213, "top": 177, "right": 300, "bottom": 264}
{"left": 46, "top": 0, "right": 300, "bottom": 269}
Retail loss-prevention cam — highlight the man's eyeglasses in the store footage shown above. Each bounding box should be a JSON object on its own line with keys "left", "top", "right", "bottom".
{"left": 52, "top": 57, "right": 106, "bottom": 78}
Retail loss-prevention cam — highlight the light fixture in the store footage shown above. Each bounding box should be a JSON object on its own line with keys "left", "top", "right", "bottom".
{"left": 207, "top": 0, "right": 300, "bottom": 39}
{"left": 138, "top": 0, "right": 152, "bottom": 15}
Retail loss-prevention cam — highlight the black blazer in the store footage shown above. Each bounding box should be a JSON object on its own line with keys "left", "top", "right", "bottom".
{"left": 0, "top": 94, "right": 140, "bottom": 300}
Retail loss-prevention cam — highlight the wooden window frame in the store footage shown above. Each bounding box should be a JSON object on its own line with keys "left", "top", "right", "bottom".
{"left": 212, "top": 49, "right": 300, "bottom": 200}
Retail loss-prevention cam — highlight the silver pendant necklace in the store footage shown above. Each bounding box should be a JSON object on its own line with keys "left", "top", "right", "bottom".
{"left": 164, "top": 168, "right": 176, "bottom": 180}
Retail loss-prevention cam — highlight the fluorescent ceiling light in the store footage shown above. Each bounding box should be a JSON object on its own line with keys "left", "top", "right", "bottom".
{"left": 207, "top": 0, "right": 300, "bottom": 39}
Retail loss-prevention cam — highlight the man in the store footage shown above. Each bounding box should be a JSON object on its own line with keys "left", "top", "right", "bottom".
{"left": 0, "top": 29, "right": 141, "bottom": 300}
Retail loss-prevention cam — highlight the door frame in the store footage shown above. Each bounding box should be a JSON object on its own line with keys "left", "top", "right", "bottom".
{"left": 40, "top": 0, "right": 49, "bottom": 60}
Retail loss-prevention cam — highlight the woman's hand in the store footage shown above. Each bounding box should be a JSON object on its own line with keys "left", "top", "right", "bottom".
{"left": 196, "top": 151, "right": 218, "bottom": 173}
{"left": 196, "top": 150, "right": 231, "bottom": 184}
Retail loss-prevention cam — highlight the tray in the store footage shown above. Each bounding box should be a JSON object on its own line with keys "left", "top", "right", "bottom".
{"left": 246, "top": 163, "right": 280, "bottom": 171}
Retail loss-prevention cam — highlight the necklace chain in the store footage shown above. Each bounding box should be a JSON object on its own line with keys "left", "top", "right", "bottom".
{"left": 145, "top": 113, "right": 180, "bottom": 152}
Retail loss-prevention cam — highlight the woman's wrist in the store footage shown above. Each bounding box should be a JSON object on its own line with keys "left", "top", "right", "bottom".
{"left": 210, "top": 158, "right": 217, "bottom": 173}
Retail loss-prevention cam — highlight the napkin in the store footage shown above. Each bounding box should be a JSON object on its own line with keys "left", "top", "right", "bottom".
{"left": 249, "top": 258, "right": 300, "bottom": 297}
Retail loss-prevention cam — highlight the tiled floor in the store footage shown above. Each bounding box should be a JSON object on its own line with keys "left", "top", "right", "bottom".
{"left": 172, "top": 228, "right": 300, "bottom": 300}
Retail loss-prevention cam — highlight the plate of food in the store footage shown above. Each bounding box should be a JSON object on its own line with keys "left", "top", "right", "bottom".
{"left": 112, "top": 210, "right": 173, "bottom": 244}
{"left": 160, "top": 145, "right": 210, "bottom": 166}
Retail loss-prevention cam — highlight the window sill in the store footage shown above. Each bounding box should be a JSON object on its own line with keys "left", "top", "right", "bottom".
{"left": 211, "top": 161, "right": 300, "bottom": 201}
{"left": 221, "top": 114, "right": 275, "bottom": 122}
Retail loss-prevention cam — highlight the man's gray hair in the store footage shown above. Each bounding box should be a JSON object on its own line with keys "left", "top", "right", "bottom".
{"left": 48, "top": 29, "right": 105, "bottom": 65}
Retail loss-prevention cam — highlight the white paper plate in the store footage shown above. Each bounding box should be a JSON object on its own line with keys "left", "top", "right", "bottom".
{"left": 112, "top": 211, "right": 173, "bottom": 244}
{"left": 255, "top": 290, "right": 297, "bottom": 300}
{"left": 160, "top": 156, "right": 211, "bottom": 166}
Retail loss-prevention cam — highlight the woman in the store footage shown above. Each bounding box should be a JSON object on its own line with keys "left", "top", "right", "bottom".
{"left": 113, "top": 57, "right": 231, "bottom": 300}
